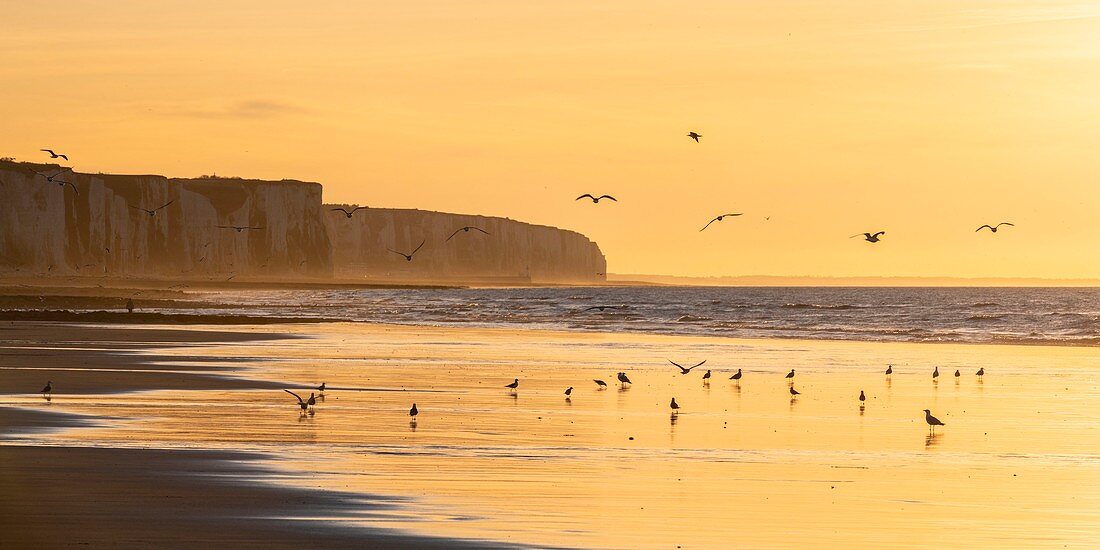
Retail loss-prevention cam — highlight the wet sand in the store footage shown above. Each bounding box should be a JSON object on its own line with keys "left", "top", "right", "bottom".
{"left": 3, "top": 321, "right": 1100, "bottom": 548}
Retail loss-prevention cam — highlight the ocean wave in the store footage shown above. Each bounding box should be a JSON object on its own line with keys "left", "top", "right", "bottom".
{"left": 967, "top": 314, "right": 1007, "bottom": 322}
{"left": 781, "top": 303, "right": 864, "bottom": 310}
{"left": 676, "top": 315, "right": 712, "bottom": 323}
{"left": 970, "top": 302, "right": 1001, "bottom": 308}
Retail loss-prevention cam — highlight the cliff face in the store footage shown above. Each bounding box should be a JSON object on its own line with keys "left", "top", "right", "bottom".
{"left": 323, "top": 207, "right": 606, "bottom": 284}
{"left": 0, "top": 161, "right": 333, "bottom": 281}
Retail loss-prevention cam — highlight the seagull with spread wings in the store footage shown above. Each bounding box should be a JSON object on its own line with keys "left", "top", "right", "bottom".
{"left": 446, "top": 226, "right": 490, "bottom": 242}
{"left": 130, "top": 200, "right": 174, "bottom": 217}
{"left": 576, "top": 194, "right": 617, "bottom": 203}
{"left": 851, "top": 231, "right": 885, "bottom": 243}
{"left": 686, "top": 131, "right": 701, "bottom": 142}
{"left": 41, "top": 149, "right": 68, "bottom": 160}
{"left": 976, "top": 222, "right": 1014, "bottom": 233}
{"left": 388, "top": 240, "right": 426, "bottom": 261}
{"left": 669, "top": 359, "right": 706, "bottom": 375}
{"left": 330, "top": 206, "right": 367, "bottom": 219}
{"left": 217, "top": 224, "right": 263, "bottom": 233}
{"left": 700, "top": 213, "right": 743, "bottom": 231}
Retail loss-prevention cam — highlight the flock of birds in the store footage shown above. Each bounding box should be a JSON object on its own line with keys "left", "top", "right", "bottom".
{"left": 571, "top": 132, "right": 1016, "bottom": 240}
{"left": 252, "top": 360, "right": 977, "bottom": 434}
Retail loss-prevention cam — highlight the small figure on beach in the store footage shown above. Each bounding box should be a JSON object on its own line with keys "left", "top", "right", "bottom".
{"left": 789, "top": 386, "right": 800, "bottom": 396}
{"left": 785, "top": 369, "right": 795, "bottom": 383}
{"left": 923, "top": 409, "right": 945, "bottom": 433}
{"left": 284, "top": 390, "right": 309, "bottom": 414}
{"left": 315, "top": 382, "right": 326, "bottom": 393}
{"left": 617, "top": 372, "right": 632, "bottom": 386}
{"left": 126, "top": 298, "right": 135, "bottom": 313}
{"left": 954, "top": 369, "right": 960, "bottom": 379}
{"left": 669, "top": 397, "right": 680, "bottom": 413}
{"left": 40, "top": 380, "right": 52, "bottom": 397}
{"left": 729, "top": 368, "right": 742, "bottom": 382}
{"left": 505, "top": 379, "right": 519, "bottom": 391}
{"left": 409, "top": 403, "right": 418, "bottom": 418}
{"left": 859, "top": 390, "right": 866, "bottom": 403}
{"left": 593, "top": 379, "right": 608, "bottom": 389}
{"left": 564, "top": 387, "right": 573, "bottom": 396}
{"left": 976, "top": 367, "right": 985, "bottom": 378}
{"left": 702, "top": 370, "right": 711, "bottom": 385}
{"left": 932, "top": 367, "right": 939, "bottom": 380}
{"left": 885, "top": 365, "right": 893, "bottom": 376}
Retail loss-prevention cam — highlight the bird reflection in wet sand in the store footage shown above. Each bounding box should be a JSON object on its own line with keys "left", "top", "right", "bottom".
{"left": 925, "top": 433, "right": 942, "bottom": 448}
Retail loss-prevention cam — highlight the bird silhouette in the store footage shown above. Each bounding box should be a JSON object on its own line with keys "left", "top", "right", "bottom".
{"left": 729, "top": 368, "right": 742, "bottom": 381}
{"left": 617, "top": 372, "right": 632, "bottom": 386}
{"left": 40, "top": 381, "right": 52, "bottom": 396}
{"left": 409, "top": 403, "right": 418, "bottom": 417}
{"left": 954, "top": 369, "right": 961, "bottom": 378}
{"left": 700, "top": 213, "right": 743, "bottom": 231}
{"left": 315, "top": 382, "right": 326, "bottom": 393}
{"left": 593, "top": 379, "right": 608, "bottom": 389}
{"left": 670, "top": 397, "right": 680, "bottom": 412}
{"left": 387, "top": 240, "right": 426, "bottom": 262}
{"left": 306, "top": 393, "right": 317, "bottom": 410}
{"left": 851, "top": 231, "right": 886, "bottom": 243}
{"left": 330, "top": 206, "right": 367, "bottom": 218}
{"left": 670, "top": 359, "right": 706, "bottom": 374}
{"left": 923, "top": 409, "right": 945, "bottom": 433}
{"left": 130, "top": 201, "right": 175, "bottom": 217}
{"left": 976, "top": 222, "right": 1014, "bottom": 233}
{"left": 505, "top": 379, "right": 519, "bottom": 390}
{"left": 217, "top": 225, "right": 263, "bottom": 233}
{"left": 446, "top": 226, "right": 490, "bottom": 242}
{"left": 686, "top": 131, "right": 701, "bottom": 142}
{"left": 885, "top": 365, "right": 893, "bottom": 376}
{"left": 859, "top": 390, "right": 866, "bottom": 403}
{"left": 785, "top": 369, "right": 795, "bottom": 380}
{"left": 583, "top": 305, "right": 624, "bottom": 312}
{"left": 976, "top": 367, "right": 985, "bottom": 378}
{"left": 789, "top": 386, "right": 800, "bottom": 396}
{"left": 702, "top": 370, "right": 712, "bottom": 383}
{"left": 933, "top": 367, "right": 940, "bottom": 379}
{"left": 564, "top": 387, "right": 573, "bottom": 396}
{"left": 284, "top": 389, "right": 309, "bottom": 412}
{"left": 576, "top": 194, "right": 617, "bottom": 203}
{"left": 40, "top": 149, "right": 68, "bottom": 160}
{"left": 34, "top": 167, "right": 71, "bottom": 182}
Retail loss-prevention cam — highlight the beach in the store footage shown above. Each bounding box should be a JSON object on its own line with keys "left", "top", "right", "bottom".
{"left": 2, "top": 319, "right": 1099, "bottom": 548}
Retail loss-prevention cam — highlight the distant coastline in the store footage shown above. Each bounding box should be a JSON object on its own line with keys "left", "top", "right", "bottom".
{"left": 609, "top": 273, "right": 1100, "bottom": 288}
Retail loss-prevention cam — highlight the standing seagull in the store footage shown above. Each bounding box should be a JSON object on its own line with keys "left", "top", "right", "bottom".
{"left": 564, "top": 387, "right": 573, "bottom": 396}
{"left": 851, "top": 231, "right": 886, "bottom": 243}
{"left": 669, "top": 359, "right": 706, "bottom": 375}
{"left": 575, "top": 194, "right": 617, "bottom": 204}
{"left": 954, "top": 369, "right": 961, "bottom": 378}
{"left": 330, "top": 206, "right": 367, "bottom": 218}
{"left": 505, "top": 379, "right": 519, "bottom": 391}
{"left": 885, "top": 365, "right": 893, "bottom": 376}
{"left": 670, "top": 397, "right": 680, "bottom": 413}
{"left": 729, "top": 368, "right": 743, "bottom": 382}
{"left": 789, "top": 386, "right": 801, "bottom": 396}
{"left": 446, "top": 226, "right": 490, "bottom": 242}
{"left": 593, "top": 379, "right": 608, "bottom": 389}
{"left": 923, "top": 409, "right": 945, "bottom": 433}
{"left": 859, "top": 390, "right": 866, "bottom": 403}
{"left": 701, "top": 370, "right": 712, "bottom": 384}
{"left": 686, "top": 131, "right": 702, "bottom": 142}
{"left": 315, "top": 382, "right": 326, "bottom": 393}
{"left": 932, "top": 367, "right": 940, "bottom": 380}
{"left": 40, "top": 381, "right": 53, "bottom": 396}
{"left": 306, "top": 393, "right": 317, "bottom": 411}
{"left": 387, "top": 241, "right": 426, "bottom": 262}
{"left": 617, "top": 372, "right": 632, "bottom": 386}
{"left": 283, "top": 390, "right": 309, "bottom": 413}
{"left": 40, "top": 149, "right": 68, "bottom": 160}
{"left": 130, "top": 200, "right": 174, "bottom": 217}
{"left": 409, "top": 403, "right": 419, "bottom": 418}
{"left": 976, "top": 367, "right": 985, "bottom": 378}
{"left": 976, "top": 222, "right": 1014, "bottom": 233}
{"left": 700, "top": 213, "right": 743, "bottom": 232}
{"left": 785, "top": 369, "right": 795, "bottom": 382}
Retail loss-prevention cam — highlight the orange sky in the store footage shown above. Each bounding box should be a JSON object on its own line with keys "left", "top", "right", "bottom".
{"left": 2, "top": 1, "right": 1098, "bottom": 278}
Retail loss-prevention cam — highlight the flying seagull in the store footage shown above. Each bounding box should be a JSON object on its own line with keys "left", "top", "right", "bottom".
{"left": 576, "top": 194, "right": 617, "bottom": 203}
{"left": 700, "top": 213, "right": 743, "bottom": 232}
{"left": 217, "top": 225, "right": 263, "bottom": 233}
{"left": 34, "top": 167, "right": 72, "bottom": 182}
{"left": 446, "top": 226, "right": 490, "bottom": 242}
{"left": 686, "top": 132, "right": 701, "bottom": 142}
{"left": 330, "top": 206, "right": 367, "bottom": 218}
{"left": 40, "top": 149, "right": 68, "bottom": 160}
{"left": 583, "top": 305, "right": 624, "bottom": 313}
{"left": 976, "top": 222, "right": 1014, "bottom": 233}
{"left": 130, "top": 200, "right": 174, "bottom": 217}
{"left": 923, "top": 409, "right": 945, "bottom": 433}
{"left": 284, "top": 389, "right": 309, "bottom": 412}
{"left": 851, "top": 231, "right": 885, "bottom": 243}
{"left": 387, "top": 240, "right": 426, "bottom": 262}
{"left": 669, "top": 359, "right": 706, "bottom": 374}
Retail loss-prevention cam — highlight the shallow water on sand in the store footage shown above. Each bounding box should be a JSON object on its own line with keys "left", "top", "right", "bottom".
{"left": 9, "top": 323, "right": 1100, "bottom": 548}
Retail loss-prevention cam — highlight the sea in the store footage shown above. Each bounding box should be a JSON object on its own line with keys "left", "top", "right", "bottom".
{"left": 186, "top": 286, "right": 1100, "bottom": 347}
